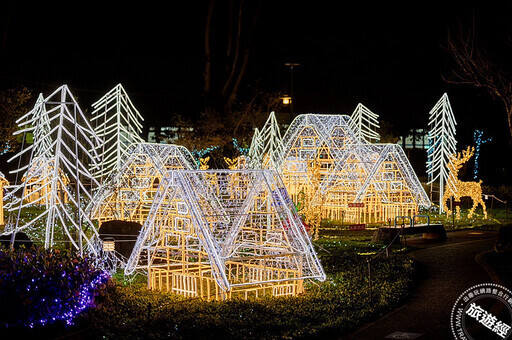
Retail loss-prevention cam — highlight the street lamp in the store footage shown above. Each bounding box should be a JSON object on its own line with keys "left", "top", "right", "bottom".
{"left": 284, "top": 62, "right": 299, "bottom": 122}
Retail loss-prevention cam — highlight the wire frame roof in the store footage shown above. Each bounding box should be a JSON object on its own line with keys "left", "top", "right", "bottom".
{"left": 125, "top": 169, "right": 326, "bottom": 290}
{"left": 88, "top": 142, "right": 197, "bottom": 222}
{"left": 272, "top": 113, "right": 431, "bottom": 211}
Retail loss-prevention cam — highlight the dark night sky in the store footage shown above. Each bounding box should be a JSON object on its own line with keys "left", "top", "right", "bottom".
{"left": 1, "top": 0, "right": 511, "bottom": 182}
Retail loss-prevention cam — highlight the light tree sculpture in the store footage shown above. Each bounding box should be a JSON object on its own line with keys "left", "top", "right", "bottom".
{"left": 427, "top": 93, "right": 457, "bottom": 213}
{"left": 248, "top": 111, "right": 284, "bottom": 168}
{"left": 90, "top": 84, "right": 144, "bottom": 182}
{"left": 5, "top": 93, "right": 65, "bottom": 208}
{"left": 4, "top": 85, "right": 101, "bottom": 253}
{"left": 442, "top": 146, "right": 487, "bottom": 219}
{"left": 247, "top": 127, "right": 263, "bottom": 167}
{"left": 348, "top": 103, "right": 380, "bottom": 143}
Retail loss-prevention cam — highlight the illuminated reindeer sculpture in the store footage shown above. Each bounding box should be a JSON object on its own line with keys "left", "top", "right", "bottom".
{"left": 442, "top": 146, "right": 487, "bottom": 219}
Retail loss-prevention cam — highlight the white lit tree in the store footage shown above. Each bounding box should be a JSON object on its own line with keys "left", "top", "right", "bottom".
{"left": 426, "top": 93, "right": 457, "bottom": 212}
{"left": 247, "top": 127, "right": 262, "bottom": 167}
{"left": 249, "top": 111, "right": 283, "bottom": 168}
{"left": 348, "top": 103, "right": 380, "bottom": 143}
{"left": 90, "top": 84, "right": 144, "bottom": 181}
{"left": 5, "top": 85, "right": 101, "bottom": 253}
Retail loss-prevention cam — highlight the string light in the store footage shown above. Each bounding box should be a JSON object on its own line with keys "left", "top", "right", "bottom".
{"left": 252, "top": 113, "right": 430, "bottom": 224}
{"left": 124, "top": 169, "right": 326, "bottom": 300}
{"left": 442, "top": 146, "right": 487, "bottom": 219}
{"left": 192, "top": 145, "right": 219, "bottom": 166}
{"left": 427, "top": 93, "right": 457, "bottom": 213}
{"left": 0, "top": 248, "right": 110, "bottom": 329}
{"left": 0, "top": 142, "right": 11, "bottom": 156}
{"left": 232, "top": 138, "right": 250, "bottom": 155}
{"left": 473, "top": 129, "right": 492, "bottom": 180}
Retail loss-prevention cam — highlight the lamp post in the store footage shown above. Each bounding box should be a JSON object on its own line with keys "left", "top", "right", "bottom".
{"left": 284, "top": 62, "right": 299, "bottom": 122}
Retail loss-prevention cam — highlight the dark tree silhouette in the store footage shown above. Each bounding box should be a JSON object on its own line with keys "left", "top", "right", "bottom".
{"left": 203, "top": 0, "right": 261, "bottom": 115}
{"left": 444, "top": 11, "right": 512, "bottom": 139}
{"left": 0, "top": 87, "right": 32, "bottom": 152}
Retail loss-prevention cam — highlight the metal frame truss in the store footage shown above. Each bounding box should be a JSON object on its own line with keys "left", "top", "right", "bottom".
{"left": 124, "top": 169, "right": 326, "bottom": 300}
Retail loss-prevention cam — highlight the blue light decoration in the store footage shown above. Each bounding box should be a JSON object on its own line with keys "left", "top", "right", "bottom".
{"left": 0, "top": 142, "right": 11, "bottom": 156}
{"left": 232, "top": 138, "right": 250, "bottom": 156}
{"left": 5, "top": 269, "right": 111, "bottom": 328}
{"left": 0, "top": 247, "right": 111, "bottom": 329}
{"left": 192, "top": 146, "right": 220, "bottom": 167}
{"left": 473, "top": 129, "right": 492, "bottom": 180}
{"left": 45, "top": 270, "right": 110, "bottom": 327}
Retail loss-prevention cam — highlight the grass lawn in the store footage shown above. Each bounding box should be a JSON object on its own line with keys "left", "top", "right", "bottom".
{"left": 69, "top": 237, "right": 417, "bottom": 339}
{"left": 8, "top": 205, "right": 510, "bottom": 339}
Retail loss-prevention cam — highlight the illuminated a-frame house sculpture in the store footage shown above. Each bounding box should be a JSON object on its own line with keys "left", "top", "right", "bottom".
{"left": 268, "top": 114, "right": 430, "bottom": 224}
{"left": 88, "top": 142, "right": 197, "bottom": 226}
{"left": 125, "top": 169, "right": 325, "bottom": 300}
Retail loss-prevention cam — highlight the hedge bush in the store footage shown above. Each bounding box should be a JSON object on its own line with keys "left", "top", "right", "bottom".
{"left": 79, "top": 241, "right": 416, "bottom": 339}
{"left": 0, "top": 246, "right": 110, "bottom": 329}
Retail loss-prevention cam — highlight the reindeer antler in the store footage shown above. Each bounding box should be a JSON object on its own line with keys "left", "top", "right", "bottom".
{"left": 450, "top": 146, "right": 474, "bottom": 166}
{"left": 460, "top": 146, "right": 474, "bottom": 161}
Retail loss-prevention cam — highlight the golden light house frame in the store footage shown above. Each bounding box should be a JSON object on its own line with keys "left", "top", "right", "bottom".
{"left": 124, "top": 169, "right": 325, "bottom": 300}
{"left": 88, "top": 142, "right": 197, "bottom": 226}
{"left": 265, "top": 114, "right": 430, "bottom": 225}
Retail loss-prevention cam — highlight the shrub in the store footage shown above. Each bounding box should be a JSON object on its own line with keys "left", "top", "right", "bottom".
{"left": 79, "top": 240, "right": 416, "bottom": 339}
{"left": 0, "top": 246, "right": 110, "bottom": 329}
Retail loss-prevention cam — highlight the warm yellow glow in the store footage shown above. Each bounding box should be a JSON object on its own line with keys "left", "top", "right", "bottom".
{"left": 90, "top": 144, "right": 196, "bottom": 226}
{"left": 103, "top": 240, "right": 115, "bottom": 252}
{"left": 224, "top": 156, "right": 239, "bottom": 170}
{"left": 135, "top": 170, "right": 324, "bottom": 300}
{"left": 0, "top": 175, "right": 8, "bottom": 226}
{"left": 281, "top": 96, "right": 291, "bottom": 105}
{"left": 442, "top": 146, "right": 487, "bottom": 219}
{"left": 199, "top": 157, "right": 210, "bottom": 170}
{"left": 22, "top": 157, "right": 70, "bottom": 205}
{"left": 279, "top": 127, "right": 426, "bottom": 225}
{"left": 300, "top": 158, "right": 323, "bottom": 240}
{"left": 224, "top": 156, "right": 248, "bottom": 170}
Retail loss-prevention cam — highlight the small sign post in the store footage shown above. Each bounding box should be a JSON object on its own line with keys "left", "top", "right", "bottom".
{"left": 348, "top": 223, "right": 366, "bottom": 231}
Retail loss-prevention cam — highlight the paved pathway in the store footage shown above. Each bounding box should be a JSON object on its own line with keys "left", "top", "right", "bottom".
{"left": 344, "top": 229, "right": 500, "bottom": 339}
